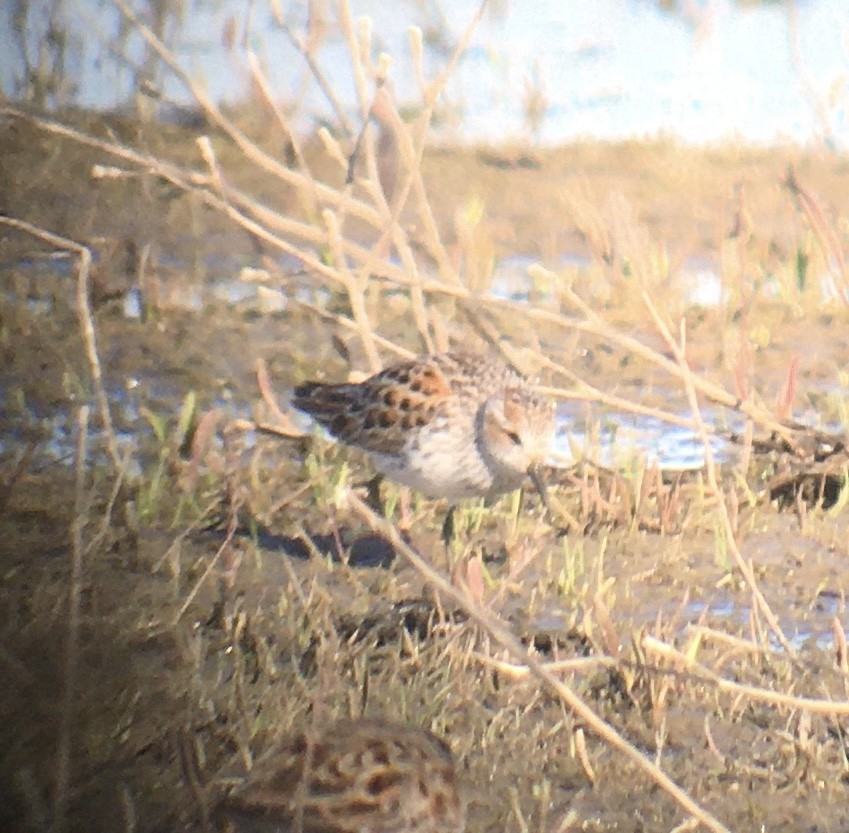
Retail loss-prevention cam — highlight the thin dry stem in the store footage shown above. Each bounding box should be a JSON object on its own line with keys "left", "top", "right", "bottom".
{"left": 784, "top": 164, "right": 849, "bottom": 305}
{"left": 0, "top": 215, "right": 121, "bottom": 471}
{"left": 245, "top": 50, "right": 318, "bottom": 209}
{"left": 643, "top": 635, "right": 849, "bottom": 715}
{"left": 173, "top": 501, "right": 240, "bottom": 626}
{"left": 472, "top": 652, "right": 620, "bottom": 679}
{"left": 686, "top": 624, "right": 781, "bottom": 656}
{"left": 339, "top": 0, "right": 371, "bottom": 120}
{"left": 54, "top": 406, "right": 89, "bottom": 833}
{"left": 278, "top": 5, "right": 355, "bottom": 137}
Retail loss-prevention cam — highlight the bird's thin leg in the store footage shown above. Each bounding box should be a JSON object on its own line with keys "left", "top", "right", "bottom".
{"left": 441, "top": 505, "right": 456, "bottom": 547}
{"left": 365, "top": 474, "right": 384, "bottom": 513}
{"left": 529, "top": 465, "right": 552, "bottom": 515}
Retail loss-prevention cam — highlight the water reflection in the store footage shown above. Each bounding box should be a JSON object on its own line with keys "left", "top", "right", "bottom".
{"left": 553, "top": 406, "right": 738, "bottom": 471}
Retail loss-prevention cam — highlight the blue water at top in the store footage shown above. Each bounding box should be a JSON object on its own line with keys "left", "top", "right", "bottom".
{"left": 1, "top": 0, "right": 845, "bottom": 148}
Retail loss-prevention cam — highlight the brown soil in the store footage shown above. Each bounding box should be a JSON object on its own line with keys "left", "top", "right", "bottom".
{"left": 1, "top": 111, "right": 849, "bottom": 833}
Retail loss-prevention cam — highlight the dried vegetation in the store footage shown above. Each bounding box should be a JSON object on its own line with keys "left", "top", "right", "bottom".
{"left": 2, "top": 2, "right": 849, "bottom": 832}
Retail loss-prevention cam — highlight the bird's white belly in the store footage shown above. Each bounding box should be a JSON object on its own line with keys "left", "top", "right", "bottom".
{"left": 369, "top": 448, "right": 526, "bottom": 502}
{"left": 370, "top": 450, "right": 493, "bottom": 501}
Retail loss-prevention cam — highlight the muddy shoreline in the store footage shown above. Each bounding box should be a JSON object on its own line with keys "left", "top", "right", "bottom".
{"left": 2, "top": 109, "right": 849, "bottom": 832}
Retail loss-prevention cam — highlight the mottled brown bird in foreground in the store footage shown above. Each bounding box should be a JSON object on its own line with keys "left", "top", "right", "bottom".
{"left": 221, "top": 719, "right": 466, "bottom": 833}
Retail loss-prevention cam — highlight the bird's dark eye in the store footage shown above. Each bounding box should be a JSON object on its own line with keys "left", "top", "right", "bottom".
{"left": 505, "top": 430, "right": 522, "bottom": 445}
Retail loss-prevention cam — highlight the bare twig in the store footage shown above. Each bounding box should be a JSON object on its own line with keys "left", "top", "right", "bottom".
{"left": 172, "top": 496, "right": 240, "bottom": 626}
{"left": 472, "top": 652, "right": 620, "bottom": 679}
{"left": 276, "top": 5, "right": 356, "bottom": 137}
{"left": 53, "top": 406, "right": 90, "bottom": 833}
{"left": 0, "top": 439, "right": 39, "bottom": 516}
{"left": 0, "top": 215, "right": 121, "bottom": 471}
{"left": 255, "top": 359, "right": 305, "bottom": 436}
{"left": 784, "top": 164, "right": 849, "bottom": 305}
{"left": 643, "top": 635, "right": 849, "bottom": 714}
